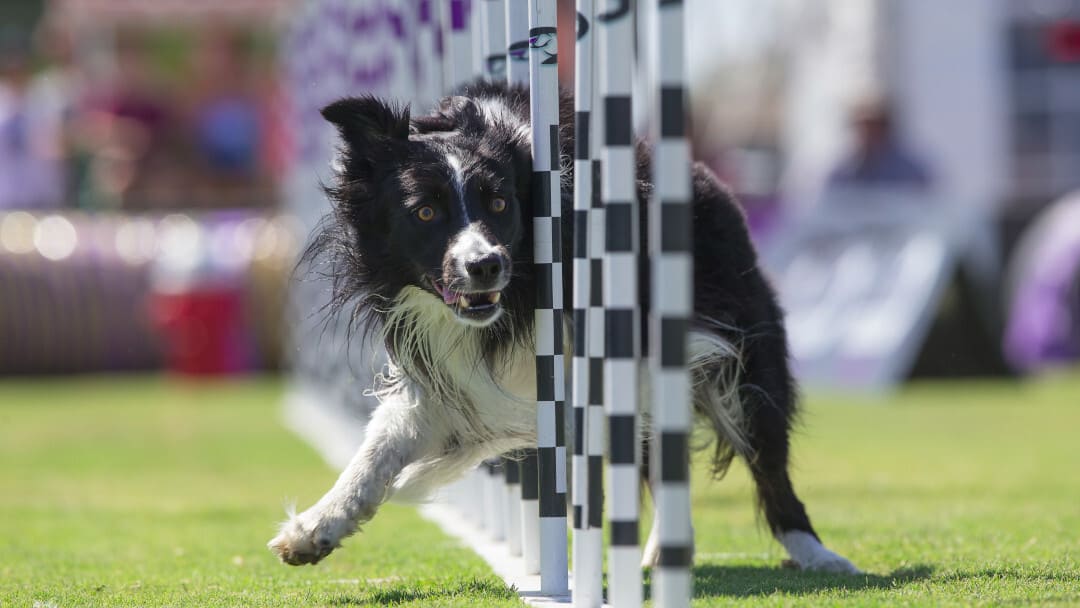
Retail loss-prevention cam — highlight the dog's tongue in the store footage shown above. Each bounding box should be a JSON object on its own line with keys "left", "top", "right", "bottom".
{"left": 434, "top": 280, "right": 458, "bottom": 304}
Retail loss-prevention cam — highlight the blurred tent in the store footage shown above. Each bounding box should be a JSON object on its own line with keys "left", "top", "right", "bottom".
{"left": 765, "top": 192, "right": 1009, "bottom": 391}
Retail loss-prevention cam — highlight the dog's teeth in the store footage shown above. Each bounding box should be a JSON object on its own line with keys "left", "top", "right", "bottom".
{"left": 459, "top": 295, "right": 471, "bottom": 309}
{"left": 491, "top": 293, "right": 501, "bottom": 304}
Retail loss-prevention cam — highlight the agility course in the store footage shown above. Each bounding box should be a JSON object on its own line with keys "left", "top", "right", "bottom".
{"left": 280, "top": 0, "right": 698, "bottom": 605}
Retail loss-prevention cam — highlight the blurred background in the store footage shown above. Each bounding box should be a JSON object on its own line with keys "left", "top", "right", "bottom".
{"left": 0, "top": 0, "right": 1078, "bottom": 396}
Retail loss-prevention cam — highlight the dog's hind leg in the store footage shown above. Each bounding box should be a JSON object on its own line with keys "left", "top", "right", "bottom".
{"left": 739, "top": 333, "right": 860, "bottom": 574}
{"left": 268, "top": 387, "right": 426, "bottom": 565}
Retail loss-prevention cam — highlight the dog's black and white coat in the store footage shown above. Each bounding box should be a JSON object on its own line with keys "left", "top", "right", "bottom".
{"left": 268, "top": 81, "right": 858, "bottom": 574}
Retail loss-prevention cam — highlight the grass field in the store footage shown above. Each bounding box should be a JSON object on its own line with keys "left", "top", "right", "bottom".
{"left": 1, "top": 374, "right": 1078, "bottom": 606}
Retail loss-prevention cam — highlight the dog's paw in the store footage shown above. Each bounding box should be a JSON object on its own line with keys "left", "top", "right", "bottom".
{"left": 267, "top": 511, "right": 351, "bottom": 566}
{"left": 779, "top": 530, "right": 861, "bottom": 575}
{"left": 788, "top": 548, "right": 861, "bottom": 575}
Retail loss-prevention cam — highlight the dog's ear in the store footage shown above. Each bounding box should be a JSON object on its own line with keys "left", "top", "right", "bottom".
{"left": 321, "top": 96, "right": 410, "bottom": 147}
{"left": 411, "top": 96, "right": 485, "bottom": 136}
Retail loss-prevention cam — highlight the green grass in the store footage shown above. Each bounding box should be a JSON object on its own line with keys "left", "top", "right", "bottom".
{"left": 1, "top": 373, "right": 1079, "bottom": 606}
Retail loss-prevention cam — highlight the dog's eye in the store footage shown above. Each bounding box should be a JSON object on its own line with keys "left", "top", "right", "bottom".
{"left": 490, "top": 198, "right": 507, "bottom": 213}
{"left": 416, "top": 206, "right": 437, "bottom": 222}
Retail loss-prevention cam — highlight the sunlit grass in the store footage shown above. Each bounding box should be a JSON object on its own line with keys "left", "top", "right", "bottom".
{"left": 1, "top": 372, "right": 1078, "bottom": 606}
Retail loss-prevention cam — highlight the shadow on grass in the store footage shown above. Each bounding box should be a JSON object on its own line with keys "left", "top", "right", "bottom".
{"left": 330, "top": 578, "right": 518, "bottom": 605}
{"left": 643, "top": 564, "right": 935, "bottom": 599}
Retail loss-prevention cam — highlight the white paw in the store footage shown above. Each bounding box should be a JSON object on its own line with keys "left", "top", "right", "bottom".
{"left": 779, "top": 530, "right": 860, "bottom": 575}
{"left": 267, "top": 508, "right": 353, "bottom": 566}
{"left": 793, "top": 548, "right": 861, "bottom": 574}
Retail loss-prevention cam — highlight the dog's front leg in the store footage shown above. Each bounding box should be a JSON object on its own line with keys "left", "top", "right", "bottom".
{"left": 268, "top": 397, "right": 422, "bottom": 565}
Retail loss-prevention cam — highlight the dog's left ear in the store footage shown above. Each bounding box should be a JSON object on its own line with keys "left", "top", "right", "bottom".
{"left": 321, "top": 96, "right": 411, "bottom": 148}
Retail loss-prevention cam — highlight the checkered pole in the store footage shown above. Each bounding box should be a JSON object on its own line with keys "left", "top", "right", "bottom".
{"left": 502, "top": 456, "right": 523, "bottom": 556}
{"left": 571, "top": 1, "right": 603, "bottom": 606}
{"left": 506, "top": 0, "right": 530, "bottom": 85}
{"left": 584, "top": 4, "right": 606, "bottom": 604}
{"left": 514, "top": 0, "right": 541, "bottom": 576}
{"left": 648, "top": 0, "right": 693, "bottom": 605}
{"left": 528, "top": 0, "right": 569, "bottom": 595}
{"left": 479, "top": 0, "right": 508, "bottom": 80}
{"left": 597, "top": 1, "right": 642, "bottom": 606}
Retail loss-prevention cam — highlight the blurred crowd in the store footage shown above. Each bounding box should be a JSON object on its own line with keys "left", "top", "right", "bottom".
{"left": 0, "top": 18, "right": 289, "bottom": 213}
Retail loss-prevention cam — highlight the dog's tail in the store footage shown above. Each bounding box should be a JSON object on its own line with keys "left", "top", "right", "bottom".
{"left": 688, "top": 319, "right": 752, "bottom": 478}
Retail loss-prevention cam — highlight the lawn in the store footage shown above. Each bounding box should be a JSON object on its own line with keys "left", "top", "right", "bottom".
{"left": 1, "top": 373, "right": 1079, "bottom": 606}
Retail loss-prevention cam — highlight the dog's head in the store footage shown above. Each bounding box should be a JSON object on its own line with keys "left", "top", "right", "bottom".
{"left": 319, "top": 93, "right": 533, "bottom": 329}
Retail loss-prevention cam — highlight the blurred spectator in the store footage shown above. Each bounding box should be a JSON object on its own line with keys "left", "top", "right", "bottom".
{"left": 825, "top": 96, "right": 933, "bottom": 192}
{"left": 0, "top": 28, "right": 65, "bottom": 210}
{"left": 82, "top": 31, "right": 173, "bottom": 210}
{"left": 188, "top": 29, "right": 267, "bottom": 207}
{"left": 30, "top": 16, "right": 88, "bottom": 209}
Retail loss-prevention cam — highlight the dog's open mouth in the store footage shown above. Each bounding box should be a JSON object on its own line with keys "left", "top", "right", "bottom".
{"left": 428, "top": 277, "right": 503, "bottom": 324}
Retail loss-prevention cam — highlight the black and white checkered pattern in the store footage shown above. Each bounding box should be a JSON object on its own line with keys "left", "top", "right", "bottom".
{"left": 596, "top": 1, "right": 642, "bottom": 606}
{"left": 571, "top": 1, "right": 603, "bottom": 606}
{"left": 528, "top": 0, "right": 569, "bottom": 595}
{"left": 509, "top": 0, "right": 541, "bottom": 578}
{"left": 648, "top": 1, "right": 694, "bottom": 605}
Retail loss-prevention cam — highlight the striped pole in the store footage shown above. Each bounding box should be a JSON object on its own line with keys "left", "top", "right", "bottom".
{"left": 528, "top": 0, "right": 569, "bottom": 595}
{"left": 584, "top": 3, "right": 607, "bottom": 603}
{"left": 503, "top": 456, "right": 523, "bottom": 556}
{"left": 597, "top": 1, "right": 642, "bottom": 607}
{"left": 520, "top": 448, "right": 541, "bottom": 574}
{"left": 479, "top": 0, "right": 508, "bottom": 80}
{"left": 649, "top": 0, "right": 693, "bottom": 605}
{"left": 506, "top": 0, "right": 530, "bottom": 85}
{"left": 571, "top": 1, "right": 603, "bottom": 607}
{"left": 513, "top": 0, "right": 541, "bottom": 577}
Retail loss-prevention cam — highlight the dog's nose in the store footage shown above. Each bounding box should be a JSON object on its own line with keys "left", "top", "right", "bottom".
{"left": 465, "top": 254, "right": 504, "bottom": 281}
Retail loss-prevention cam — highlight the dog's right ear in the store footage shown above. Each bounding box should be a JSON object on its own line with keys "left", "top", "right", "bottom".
{"left": 321, "top": 96, "right": 410, "bottom": 147}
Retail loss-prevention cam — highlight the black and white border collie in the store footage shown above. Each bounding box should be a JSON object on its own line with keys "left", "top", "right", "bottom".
{"left": 268, "top": 81, "right": 858, "bottom": 575}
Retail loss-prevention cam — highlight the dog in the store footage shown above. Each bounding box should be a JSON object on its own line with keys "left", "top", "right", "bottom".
{"left": 268, "top": 80, "right": 858, "bottom": 575}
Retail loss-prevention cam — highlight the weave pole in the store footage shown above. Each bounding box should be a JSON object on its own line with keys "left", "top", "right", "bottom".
{"left": 514, "top": 0, "right": 542, "bottom": 575}
{"left": 597, "top": 0, "right": 642, "bottom": 606}
{"left": 648, "top": 0, "right": 694, "bottom": 605}
{"left": 596, "top": 1, "right": 635, "bottom": 604}
{"left": 443, "top": 0, "right": 476, "bottom": 88}
{"left": 506, "top": 0, "right": 530, "bottom": 85}
{"left": 479, "top": 0, "right": 508, "bottom": 80}
{"left": 528, "top": 0, "right": 569, "bottom": 595}
{"left": 571, "top": 1, "right": 603, "bottom": 606}
{"left": 414, "top": 0, "right": 443, "bottom": 105}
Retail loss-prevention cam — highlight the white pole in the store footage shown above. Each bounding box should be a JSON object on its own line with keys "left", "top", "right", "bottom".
{"left": 480, "top": 0, "right": 508, "bottom": 80}
{"left": 506, "top": 0, "right": 530, "bottom": 85}
{"left": 443, "top": 0, "right": 477, "bottom": 89}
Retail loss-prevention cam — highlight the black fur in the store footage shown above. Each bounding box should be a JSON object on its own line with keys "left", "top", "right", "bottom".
{"left": 307, "top": 80, "right": 819, "bottom": 541}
